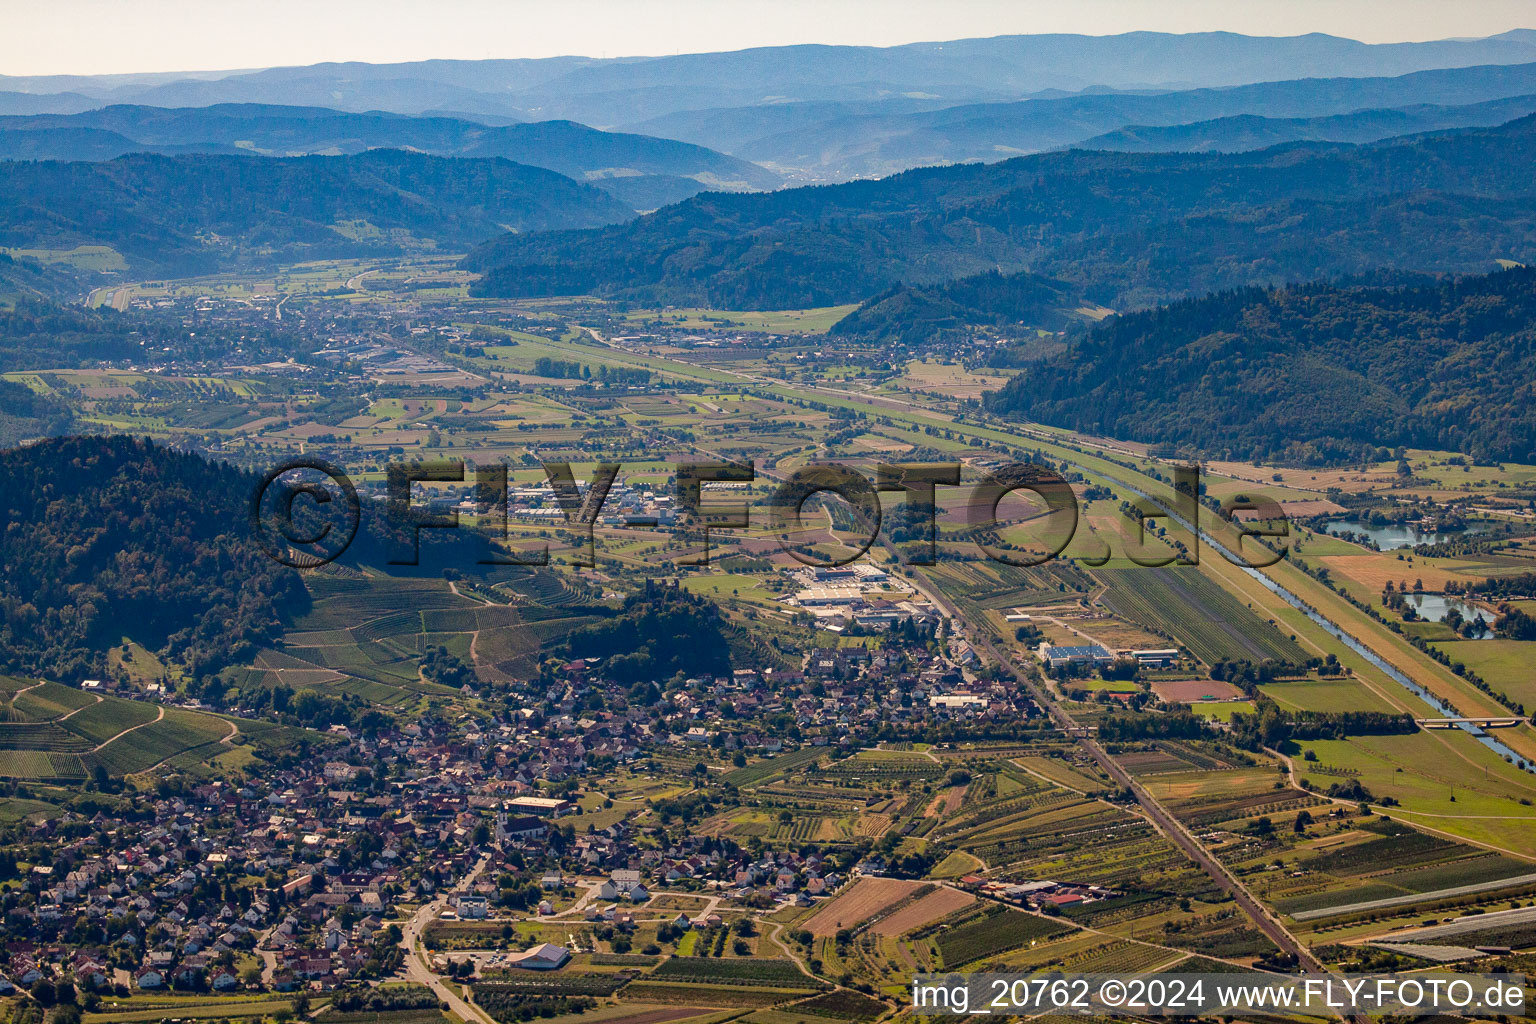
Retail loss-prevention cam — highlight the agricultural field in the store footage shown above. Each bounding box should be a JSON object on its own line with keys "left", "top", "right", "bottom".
{"left": 619, "top": 305, "right": 859, "bottom": 335}
{"left": 1259, "top": 676, "right": 1401, "bottom": 714}
{"left": 1094, "top": 567, "right": 1308, "bottom": 665}
{"left": 1427, "top": 638, "right": 1536, "bottom": 711}
{"left": 1225, "top": 812, "right": 1536, "bottom": 942}
{"left": 12, "top": 212, "right": 1536, "bottom": 1013}
{"left": 934, "top": 905, "right": 1074, "bottom": 967}
{"left": 869, "top": 886, "right": 975, "bottom": 936}
{"left": 802, "top": 877, "right": 926, "bottom": 936}
{"left": 1291, "top": 731, "right": 1536, "bottom": 855}
{"left": 898, "top": 359, "right": 1018, "bottom": 401}
{"left": 0, "top": 681, "right": 244, "bottom": 779}
{"left": 86, "top": 998, "right": 315, "bottom": 1023}
{"left": 618, "top": 956, "right": 823, "bottom": 1011}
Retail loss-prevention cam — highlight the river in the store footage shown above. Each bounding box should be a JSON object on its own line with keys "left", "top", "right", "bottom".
{"left": 1103, "top": 476, "right": 1532, "bottom": 773}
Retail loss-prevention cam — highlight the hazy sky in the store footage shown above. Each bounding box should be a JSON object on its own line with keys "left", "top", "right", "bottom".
{"left": 5, "top": 0, "right": 1536, "bottom": 77}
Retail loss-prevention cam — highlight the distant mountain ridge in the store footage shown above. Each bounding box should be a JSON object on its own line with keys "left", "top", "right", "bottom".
{"left": 1073, "top": 95, "right": 1536, "bottom": 152}
{"left": 688, "top": 60, "right": 1536, "bottom": 178}
{"left": 6, "top": 30, "right": 1536, "bottom": 126}
{"left": 0, "top": 104, "right": 778, "bottom": 209}
{"left": 463, "top": 114, "right": 1536, "bottom": 310}
{"left": 0, "top": 149, "right": 634, "bottom": 277}
{"left": 6, "top": 33, "right": 1536, "bottom": 186}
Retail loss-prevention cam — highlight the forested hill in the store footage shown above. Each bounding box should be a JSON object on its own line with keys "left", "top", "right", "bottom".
{"left": 0, "top": 105, "right": 781, "bottom": 209}
{"left": 0, "top": 435, "right": 305, "bottom": 681}
{"left": 0, "top": 149, "right": 634, "bottom": 277}
{"left": 829, "top": 270, "right": 1083, "bottom": 344}
{"left": 464, "top": 114, "right": 1536, "bottom": 310}
{"left": 984, "top": 265, "right": 1536, "bottom": 464}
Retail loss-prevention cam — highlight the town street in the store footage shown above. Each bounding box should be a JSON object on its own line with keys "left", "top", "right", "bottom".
{"left": 399, "top": 855, "right": 495, "bottom": 1024}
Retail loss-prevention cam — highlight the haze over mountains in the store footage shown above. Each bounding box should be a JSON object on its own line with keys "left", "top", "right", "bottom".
{"left": 4, "top": 27, "right": 1536, "bottom": 305}
{"left": 464, "top": 114, "right": 1536, "bottom": 309}
{"left": 0, "top": 105, "right": 779, "bottom": 208}
{"left": 6, "top": 32, "right": 1536, "bottom": 187}
{"left": 8, "top": 30, "right": 1536, "bottom": 122}
{"left": 674, "top": 60, "right": 1536, "bottom": 178}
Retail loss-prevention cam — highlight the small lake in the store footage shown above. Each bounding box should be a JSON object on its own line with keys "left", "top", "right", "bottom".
{"left": 1322, "top": 519, "right": 1495, "bottom": 551}
{"left": 1401, "top": 593, "right": 1495, "bottom": 638}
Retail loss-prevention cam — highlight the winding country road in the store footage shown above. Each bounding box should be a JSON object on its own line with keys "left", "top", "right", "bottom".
{"left": 91, "top": 705, "right": 164, "bottom": 751}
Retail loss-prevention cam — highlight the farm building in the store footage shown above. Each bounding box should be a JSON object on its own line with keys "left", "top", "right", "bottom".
{"left": 1130, "top": 648, "right": 1180, "bottom": 667}
{"left": 507, "top": 942, "right": 570, "bottom": 970}
{"left": 1038, "top": 644, "right": 1114, "bottom": 670}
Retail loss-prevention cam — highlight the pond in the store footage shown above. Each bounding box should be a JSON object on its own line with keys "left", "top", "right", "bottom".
{"left": 1400, "top": 592, "right": 1495, "bottom": 638}
{"left": 1321, "top": 519, "right": 1495, "bottom": 551}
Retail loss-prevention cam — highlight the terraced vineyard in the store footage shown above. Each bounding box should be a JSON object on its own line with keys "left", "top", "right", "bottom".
{"left": 787, "top": 990, "right": 887, "bottom": 1020}
{"left": 0, "top": 681, "right": 238, "bottom": 779}
{"left": 55, "top": 698, "right": 158, "bottom": 744}
{"left": 0, "top": 722, "right": 93, "bottom": 752}
{"left": 91, "top": 707, "right": 231, "bottom": 775}
{"left": 0, "top": 750, "right": 89, "bottom": 778}
{"left": 723, "top": 746, "right": 826, "bottom": 787}
{"left": 13, "top": 683, "right": 98, "bottom": 719}
{"left": 277, "top": 572, "right": 603, "bottom": 694}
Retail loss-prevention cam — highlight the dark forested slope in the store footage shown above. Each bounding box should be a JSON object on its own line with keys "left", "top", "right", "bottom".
{"left": 0, "top": 149, "right": 634, "bottom": 277}
{"left": 466, "top": 115, "right": 1536, "bottom": 310}
{"left": 562, "top": 582, "right": 731, "bottom": 684}
{"left": 829, "top": 270, "right": 1083, "bottom": 344}
{"left": 0, "top": 436, "right": 304, "bottom": 680}
{"left": 984, "top": 265, "right": 1536, "bottom": 464}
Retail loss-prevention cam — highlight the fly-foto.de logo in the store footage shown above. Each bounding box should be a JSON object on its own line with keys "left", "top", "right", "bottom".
{"left": 250, "top": 458, "right": 1289, "bottom": 570}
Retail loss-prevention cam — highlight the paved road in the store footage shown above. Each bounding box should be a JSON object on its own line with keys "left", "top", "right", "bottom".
{"left": 399, "top": 855, "right": 495, "bottom": 1024}
{"left": 868, "top": 510, "right": 1336, "bottom": 975}
{"left": 916, "top": 571, "right": 1366, "bottom": 1021}
{"left": 688, "top": 420, "right": 1332, "bottom": 982}
{"left": 611, "top": 331, "right": 1362, "bottom": 1018}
